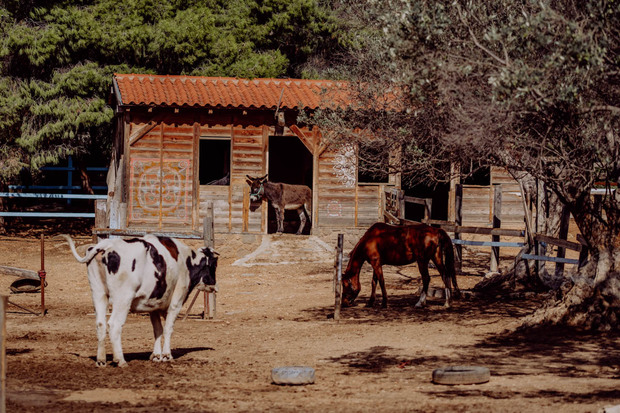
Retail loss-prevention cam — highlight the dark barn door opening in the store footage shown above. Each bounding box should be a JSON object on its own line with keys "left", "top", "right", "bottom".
{"left": 268, "top": 136, "right": 313, "bottom": 234}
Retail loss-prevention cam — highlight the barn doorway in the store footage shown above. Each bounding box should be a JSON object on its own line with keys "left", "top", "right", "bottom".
{"left": 267, "top": 135, "right": 313, "bottom": 234}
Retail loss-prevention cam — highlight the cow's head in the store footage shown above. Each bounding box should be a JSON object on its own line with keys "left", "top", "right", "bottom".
{"left": 187, "top": 247, "right": 219, "bottom": 292}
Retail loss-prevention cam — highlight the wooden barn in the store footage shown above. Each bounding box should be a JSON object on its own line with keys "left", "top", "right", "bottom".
{"left": 104, "top": 73, "right": 528, "bottom": 237}
{"left": 104, "top": 73, "right": 403, "bottom": 237}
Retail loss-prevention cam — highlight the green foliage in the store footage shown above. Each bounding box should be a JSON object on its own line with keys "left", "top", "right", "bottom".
{"left": 0, "top": 0, "right": 346, "bottom": 183}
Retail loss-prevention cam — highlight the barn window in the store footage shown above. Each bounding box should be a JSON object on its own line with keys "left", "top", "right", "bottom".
{"left": 199, "top": 138, "right": 230, "bottom": 185}
{"left": 462, "top": 161, "right": 490, "bottom": 186}
{"left": 357, "top": 142, "right": 389, "bottom": 184}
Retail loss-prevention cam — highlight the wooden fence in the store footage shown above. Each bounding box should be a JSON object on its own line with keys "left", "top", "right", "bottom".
{"left": 384, "top": 185, "right": 587, "bottom": 276}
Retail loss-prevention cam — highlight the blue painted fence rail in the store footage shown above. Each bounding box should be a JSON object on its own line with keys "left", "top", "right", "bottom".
{"left": 0, "top": 192, "right": 105, "bottom": 218}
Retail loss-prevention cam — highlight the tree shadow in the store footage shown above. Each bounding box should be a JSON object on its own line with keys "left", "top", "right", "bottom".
{"left": 324, "top": 346, "right": 433, "bottom": 374}
{"left": 297, "top": 290, "right": 543, "bottom": 325}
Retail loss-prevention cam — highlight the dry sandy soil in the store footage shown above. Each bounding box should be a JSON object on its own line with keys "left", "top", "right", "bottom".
{"left": 1, "top": 226, "right": 619, "bottom": 412}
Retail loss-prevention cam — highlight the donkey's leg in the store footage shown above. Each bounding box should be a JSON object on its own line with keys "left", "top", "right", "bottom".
{"left": 274, "top": 206, "right": 284, "bottom": 233}
{"left": 415, "top": 260, "right": 431, "bottom": 308}
{"left": 296, "top": 207, "right": 306, "bottom": 235}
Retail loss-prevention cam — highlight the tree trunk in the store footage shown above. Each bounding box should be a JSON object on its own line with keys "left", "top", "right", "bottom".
{"left": 522, "top": 185, "right": 620, "bottom": 331}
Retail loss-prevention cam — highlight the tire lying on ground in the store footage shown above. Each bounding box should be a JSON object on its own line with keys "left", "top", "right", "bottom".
{"left": 271, "top": 366, "right": 315, "bottom": 385}
{"left": 432, "top": 366, "right": 490, "bottom": 385}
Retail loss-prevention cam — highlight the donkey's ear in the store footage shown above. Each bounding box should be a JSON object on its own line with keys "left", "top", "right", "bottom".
{"left": 260, "top": 174, "right": 268, "bottom": 182}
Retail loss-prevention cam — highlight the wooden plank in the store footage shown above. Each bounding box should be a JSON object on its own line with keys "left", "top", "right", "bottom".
{"left": 534, "top": 233, "right": 582, "bottom": 251}
{"left": 0, "top": 266, "right": 39, "bottom": 280}
{"left": 92, "top": 228, "right": 203, "bottom": 239}
{"left": 452, "top": 239, "right": 524, "bottom": 248}
{"left": 521, "top": 254, "right": 579, "bottom": 265}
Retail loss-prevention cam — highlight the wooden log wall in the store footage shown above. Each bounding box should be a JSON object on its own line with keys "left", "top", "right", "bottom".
{"left": 122, "top": 110, "right": 392, "bottom": 234}
{"left": 127, "top": 121, "right": 195, "bottom": 230}
{"left": 460, "top": 166, "right": 530, "bottom": 229}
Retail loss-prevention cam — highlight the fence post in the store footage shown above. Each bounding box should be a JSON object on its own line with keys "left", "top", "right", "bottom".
{"left": 184, "top": 202, "right": 215, "bottom": 321}
{"left": 334, "top": 234, "right": 344, "bottom": 322}
{"left": 424, "top": 198, "right": 433, "bottom": 222}
{"left": 398, "top": 190, "right": 405, "bottom": 220}
{"left": 204, "top": 202, "right": 215, "bottom": 319}
{"left": 39, "top": 235, "right": 46, "bottom": 316}
{"left": 1, "top": 295, "right": 7, "bottom": 413}
{"left": 555, "top": 207, "right": 571, "bottom": 277}
{"left": 490, "top": 184, "right": 502, "bottom": 272}
{"left": 454, "top": 184, "right": 463, "bottom": 274}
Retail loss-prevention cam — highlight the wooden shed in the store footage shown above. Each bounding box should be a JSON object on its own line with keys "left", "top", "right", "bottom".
{"left": 106, "top": 74, "right": 400, "bottom": 236}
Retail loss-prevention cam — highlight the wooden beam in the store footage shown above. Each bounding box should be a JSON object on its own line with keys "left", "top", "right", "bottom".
{"left": 128, "top": 122, "right": 158, "bottom": 146}
{"left": 289, "top": 124, "right": 315, "bottom": 155}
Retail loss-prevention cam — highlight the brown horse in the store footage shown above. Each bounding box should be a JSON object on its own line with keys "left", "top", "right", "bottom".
{"left": 342, "top": 222, "right": 460, "bottom": 309}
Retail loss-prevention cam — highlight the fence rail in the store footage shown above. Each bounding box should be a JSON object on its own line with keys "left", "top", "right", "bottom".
{"left": 0, "top": 192, "right": 104, "bottom": 218}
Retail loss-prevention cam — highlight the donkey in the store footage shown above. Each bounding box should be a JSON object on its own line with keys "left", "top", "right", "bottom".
{"left": 246, "top": 175, "right": 312, "bottom": 234}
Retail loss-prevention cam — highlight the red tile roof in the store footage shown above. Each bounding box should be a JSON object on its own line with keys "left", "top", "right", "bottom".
{"left": 113, "top": 74, "right": 351, "bottom": 111}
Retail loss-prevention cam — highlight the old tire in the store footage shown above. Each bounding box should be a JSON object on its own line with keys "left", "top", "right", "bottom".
{"left": 271, "top": 366, "right": 315, "bottom": 385}
{"left": 432, "top": 366, "right": 490, "bottom": 385}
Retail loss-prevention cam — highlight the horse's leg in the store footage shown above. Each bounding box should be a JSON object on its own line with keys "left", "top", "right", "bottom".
{"left": 296, "top": 207, "right": 306, "bottom": 235}
{"left": 415, "top": 260, "right": 430, "bottom": 308}
{"left": 369, "top": 261, "right": 387, "bottom": 308}
{"left": 432, "top": 254, "right": 452, "bottom": 308}
{"left": 367, "top": 272, "right": 377, "bottom": 307}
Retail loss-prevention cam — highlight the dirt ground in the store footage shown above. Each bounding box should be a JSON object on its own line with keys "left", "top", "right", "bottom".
{"left": 1, "top": 227, "right": 619, "bottom": 413}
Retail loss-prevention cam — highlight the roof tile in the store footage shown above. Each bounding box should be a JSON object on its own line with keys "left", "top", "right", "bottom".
{"left": 113, "top": 73, "right": 350, "bottom": 110}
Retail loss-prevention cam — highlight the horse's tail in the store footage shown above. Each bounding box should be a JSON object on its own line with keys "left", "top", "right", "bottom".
{"left": 440, "top": 230, "right": 460, "bottom": 297}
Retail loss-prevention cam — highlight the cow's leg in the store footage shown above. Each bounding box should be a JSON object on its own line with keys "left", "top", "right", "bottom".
{"left": 296, "top": 207, "right": 306, "bottom": 235}
{"left": 160, "top": 302, "right": 185, "bottom": 362}
{"left": 91, "top": 291, "right": 109, "bottom": 367}
{"left": 107, "top": 300, "right": 131, "bottom": 367}
{"left": 87, "top": 263, "right": 109, "bottom": 367}
{"left": 415, "top": 260, "right": 431, "bottom": 308}
{"left": 149, "top": 311, "right": 164, "bottom": 362}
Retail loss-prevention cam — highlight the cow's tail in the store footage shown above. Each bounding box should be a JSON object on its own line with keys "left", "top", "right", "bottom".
{"left": 440, "top": 230, "right": 461, "bottom": 298}
{"left": 55, "top": 234, "right": 99, "bottom": 264}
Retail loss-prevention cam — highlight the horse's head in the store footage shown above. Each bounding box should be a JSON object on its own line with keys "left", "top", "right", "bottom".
{"left": 246, "top": 174, "right": 268, "bottom": 203}
{"left": 341, "top": 266, "right": 361, "bottom": 307}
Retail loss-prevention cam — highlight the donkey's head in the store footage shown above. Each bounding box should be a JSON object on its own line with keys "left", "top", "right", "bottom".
{"left": 246, "top": 175, "right": 268, "bottom": 205}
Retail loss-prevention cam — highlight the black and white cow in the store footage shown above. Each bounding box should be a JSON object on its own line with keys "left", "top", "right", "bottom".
{"left": 59, "top": 234, "right": 218, "bottom": 367}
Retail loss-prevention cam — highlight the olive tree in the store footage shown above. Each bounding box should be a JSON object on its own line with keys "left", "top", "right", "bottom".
{"left": 311, "top": 0, "right": 619, "bottom": 329}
